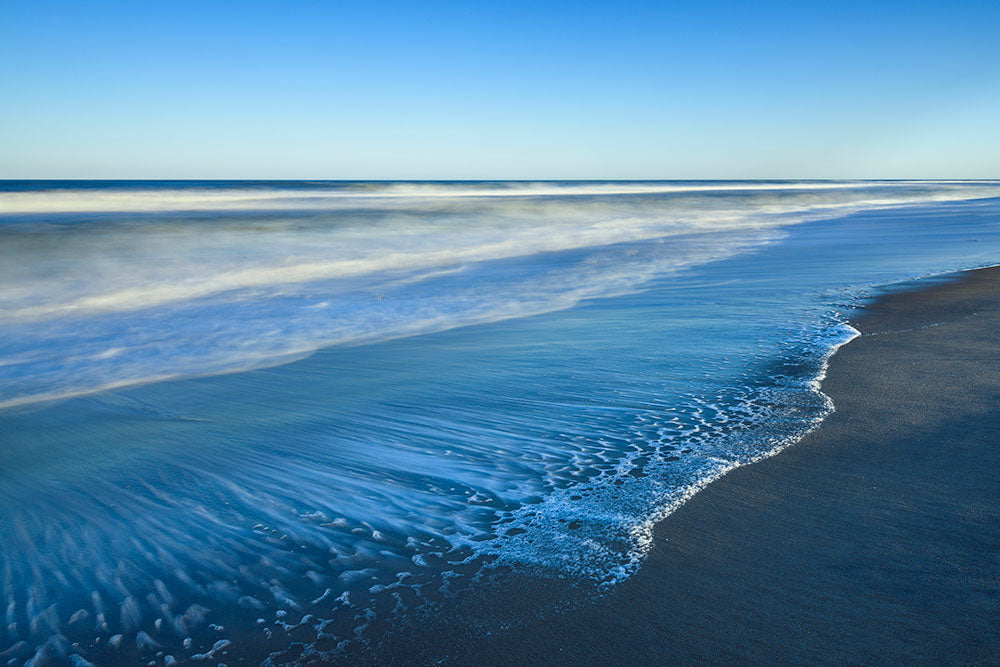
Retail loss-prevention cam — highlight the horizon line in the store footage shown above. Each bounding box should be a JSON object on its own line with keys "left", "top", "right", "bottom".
{"left": 3, "top": 177, "right": 1000, "bottom": 183}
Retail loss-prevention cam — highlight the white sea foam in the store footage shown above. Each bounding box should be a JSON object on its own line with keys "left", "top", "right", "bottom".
{"left": 478, "top": 322, "right": 863, "bottom": 583}
{"left": 1, "top": 180, "right": 998, "bottom": 214}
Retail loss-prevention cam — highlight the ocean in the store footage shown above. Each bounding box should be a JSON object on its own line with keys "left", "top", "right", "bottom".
{"left": 2, "top": 180, "right": 1000, "bottom": 664}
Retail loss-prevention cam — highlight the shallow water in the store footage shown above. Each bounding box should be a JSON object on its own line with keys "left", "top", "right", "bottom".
{"left": 2, "top": 181, "right": 1000, "bottom": 664}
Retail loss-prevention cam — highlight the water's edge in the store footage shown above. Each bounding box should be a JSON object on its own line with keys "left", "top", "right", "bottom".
{"left": 355, "top": 266, "right": 987, "bottom": 665}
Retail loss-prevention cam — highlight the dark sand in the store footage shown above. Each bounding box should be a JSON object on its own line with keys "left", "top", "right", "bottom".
{"left": 408, "top": 266, "right": 1000, "bottom": 665}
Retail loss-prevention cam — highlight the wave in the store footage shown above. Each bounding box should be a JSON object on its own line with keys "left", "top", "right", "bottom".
{"left": 5, "top": 182, "right": 1000, "bottom": 322}
{"left": 0, "top": 229, "right": 782, "bottom": 409}
{"left": 2, "top": 179, "right": 999, "bottom": 214}
{"left": 3, "top": 181, "right": 1000, "bottom": 411}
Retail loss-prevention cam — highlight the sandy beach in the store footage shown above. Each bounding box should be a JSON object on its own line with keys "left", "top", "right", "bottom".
{"left": 381, "top": 266, "right": 1000, "bottom": 665}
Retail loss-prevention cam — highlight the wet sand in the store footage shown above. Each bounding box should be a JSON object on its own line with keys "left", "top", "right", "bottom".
{"left": 421, "top": 266, "right": 1000, "bottom": 664}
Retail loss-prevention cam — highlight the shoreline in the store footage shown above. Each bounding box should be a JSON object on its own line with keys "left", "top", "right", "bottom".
{"left": 6, "top": 260, "right": 997, "bottom": 664}
{"left": 374, "top": 265, "right": 1000, "bottom": 664}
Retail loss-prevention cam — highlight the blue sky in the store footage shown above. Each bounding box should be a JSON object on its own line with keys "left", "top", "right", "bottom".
{"left": 2, "top": 1, "right": 999, "bottom": 179}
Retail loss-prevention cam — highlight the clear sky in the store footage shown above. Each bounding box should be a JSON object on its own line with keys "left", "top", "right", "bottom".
{"left": 2, "top": 0, "right": 999, "bottom": 179}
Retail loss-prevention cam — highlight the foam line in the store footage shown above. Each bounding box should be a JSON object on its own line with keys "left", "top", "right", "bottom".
{"left": 2, "top": 180, "right": 999, "bottom": 214}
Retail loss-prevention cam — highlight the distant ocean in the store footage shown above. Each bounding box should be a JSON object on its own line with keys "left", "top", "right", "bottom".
{"left": 3, "top": 180, "right": 1000, "bottom": 664}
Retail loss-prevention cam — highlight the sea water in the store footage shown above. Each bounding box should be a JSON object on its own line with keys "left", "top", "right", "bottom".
{"left": 2, "top": 181, "right": 1000, "bottom": 664}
